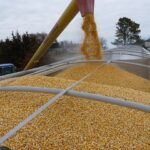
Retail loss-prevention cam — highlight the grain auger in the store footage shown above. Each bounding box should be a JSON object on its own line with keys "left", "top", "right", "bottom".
{"left": 24, "top": 0, "right": 95, "bottom": 70}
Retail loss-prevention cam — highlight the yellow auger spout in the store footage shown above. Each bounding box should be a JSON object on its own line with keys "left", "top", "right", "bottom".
{"left": 24, "top": 0, "right": 79, "bottom": 70}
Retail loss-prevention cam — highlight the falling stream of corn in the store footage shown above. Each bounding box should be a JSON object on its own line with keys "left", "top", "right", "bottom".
{"left": 80, "top": 14, "right": 102, "bottom": 59}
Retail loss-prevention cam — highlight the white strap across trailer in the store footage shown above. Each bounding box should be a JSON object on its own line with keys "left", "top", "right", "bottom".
{"left": 0, "top": 86, "right": 150, "bottom": 113}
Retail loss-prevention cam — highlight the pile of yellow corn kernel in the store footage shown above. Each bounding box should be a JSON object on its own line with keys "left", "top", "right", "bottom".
{"left": 0, "top": 63, "right": 150, "bottom": 149}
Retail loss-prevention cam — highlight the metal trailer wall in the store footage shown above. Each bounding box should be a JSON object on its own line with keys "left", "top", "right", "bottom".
{"left": 113, "top": 58, "right": 150, "bottom": 80}
{"left": 103, "top": 47, "right": 150, "bottom": 80}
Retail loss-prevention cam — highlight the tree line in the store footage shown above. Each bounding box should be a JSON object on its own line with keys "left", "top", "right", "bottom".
{"left": 0, "top": 32, "right": 47, "bottom": 70}
{"left": 0, "top": 32, "right": 66, "bottom": 70}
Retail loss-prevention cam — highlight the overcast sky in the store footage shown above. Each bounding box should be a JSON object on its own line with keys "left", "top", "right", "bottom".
{"left": 0, "top": 0, "right": 150, "bottom": 47}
